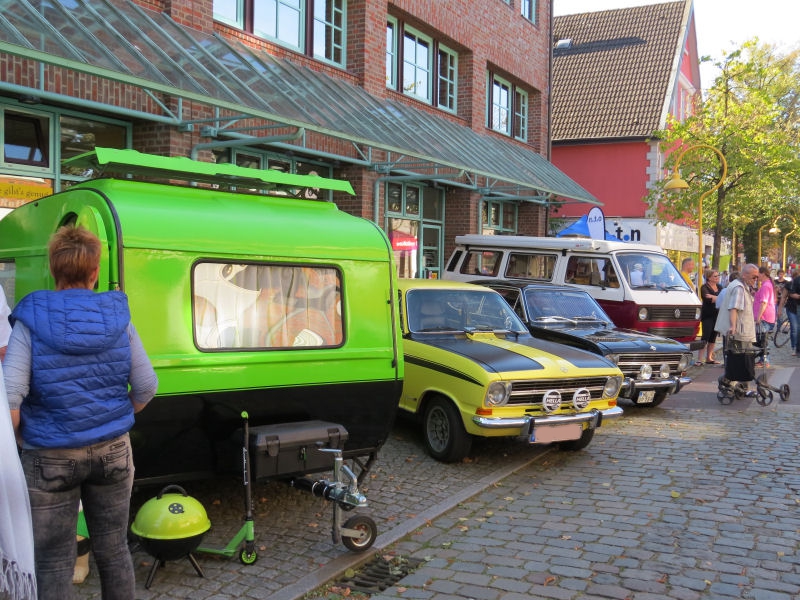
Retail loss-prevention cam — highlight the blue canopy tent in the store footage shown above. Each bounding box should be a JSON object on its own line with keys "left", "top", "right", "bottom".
{"left": 557, "top": 215, "right": 621, "bottom": 241}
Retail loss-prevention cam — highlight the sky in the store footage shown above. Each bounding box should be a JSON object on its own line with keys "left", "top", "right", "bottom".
{"left": 553, "top": 0, "right": 800, "bottom": 88}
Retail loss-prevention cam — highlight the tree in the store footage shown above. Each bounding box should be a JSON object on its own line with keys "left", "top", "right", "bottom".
{"left": 647, "top": 40, "right": 800, "bottom": 270}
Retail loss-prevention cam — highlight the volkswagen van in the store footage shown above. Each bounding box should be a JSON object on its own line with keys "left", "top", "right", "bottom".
{"left": 0, "top": 148, "right": 403, "bottom": 484}
{"left": 443, "top": 235, "right": 702, "bottom": 349}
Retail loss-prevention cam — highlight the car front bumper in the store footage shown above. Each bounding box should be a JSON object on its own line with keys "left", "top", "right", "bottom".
{"left": 619, "top": 375, "right": 692, "bottom": 399}
{"left": 472, "top": 406, "right": 623, "bottom": 431}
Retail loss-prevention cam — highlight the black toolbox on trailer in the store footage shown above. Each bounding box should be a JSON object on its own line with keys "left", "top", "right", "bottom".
{"left": 248, "top": 420, "right": 349, "bottom": 479}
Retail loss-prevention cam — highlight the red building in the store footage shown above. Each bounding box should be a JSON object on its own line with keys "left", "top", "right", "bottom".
{"left": 0, "top": 0, "right": 598, "bottom": 278}
{"left": 549, "top": 1, "right": 718, "bottom": 264}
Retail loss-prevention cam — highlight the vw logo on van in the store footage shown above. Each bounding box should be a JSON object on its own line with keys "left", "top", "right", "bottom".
{"left": 674, "top": 308, "right": 681, "bottom": 318}
{"left": 542, "top": 390, "right": 562, "bottom": 412}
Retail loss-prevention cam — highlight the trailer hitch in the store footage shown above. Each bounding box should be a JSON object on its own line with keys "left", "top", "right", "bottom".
{"left": 290, "top": 446, "right": 377, "bottom": 552}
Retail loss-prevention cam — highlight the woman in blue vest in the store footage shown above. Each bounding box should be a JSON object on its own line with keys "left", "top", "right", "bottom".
{"left": 5, "top": 225, "right": 158, "bottom": 599}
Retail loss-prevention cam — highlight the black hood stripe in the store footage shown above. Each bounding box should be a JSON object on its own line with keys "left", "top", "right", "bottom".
{"left": 405, "top": 355, "right": 484, "bottom": 385}
{"left": 415, "top": 337, "right": 544, "bottom": 373}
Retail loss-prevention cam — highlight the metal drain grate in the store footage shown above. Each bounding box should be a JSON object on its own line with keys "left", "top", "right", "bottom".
{"left": 337, "top": 555, "right": 424, "bottom": 594}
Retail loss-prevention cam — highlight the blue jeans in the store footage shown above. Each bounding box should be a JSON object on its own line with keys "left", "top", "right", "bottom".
{"left": 21, "top": 434, "right": 135, "bottom": 600}
{"left": 788, "top": 309, "right": 800, "bottom": 352}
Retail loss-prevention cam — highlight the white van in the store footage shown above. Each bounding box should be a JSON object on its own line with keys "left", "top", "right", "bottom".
{"left": 443, "top": 235, "right": 702, "bottom": 349}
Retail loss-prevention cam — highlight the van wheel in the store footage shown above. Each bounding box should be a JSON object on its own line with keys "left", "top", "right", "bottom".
{"left": 559, "top": 426, "right": 594, "bottom": 451}
{"left": 423, "top": 397, "right": 472, "bottom": 462}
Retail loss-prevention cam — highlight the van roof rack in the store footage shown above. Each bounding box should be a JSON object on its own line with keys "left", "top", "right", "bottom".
{"left": 63, "top": 148, "right": 355, "bottom": 196}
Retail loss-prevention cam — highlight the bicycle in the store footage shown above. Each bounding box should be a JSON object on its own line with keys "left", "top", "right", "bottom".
{"left": 773, "top": 315, "right": 791, "bottom": 348}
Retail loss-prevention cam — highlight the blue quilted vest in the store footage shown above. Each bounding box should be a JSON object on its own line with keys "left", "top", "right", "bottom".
{"left": 11, "top": 289, "right": 133, "bottom": 449}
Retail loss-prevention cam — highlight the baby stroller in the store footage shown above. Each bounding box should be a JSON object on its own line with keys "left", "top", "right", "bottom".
{"left": 717, "top": 333, "right": 789, "bottom": 405}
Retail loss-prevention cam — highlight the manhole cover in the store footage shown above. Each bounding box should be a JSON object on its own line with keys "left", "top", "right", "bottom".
{"left": 337, "top": 555, "right": 424, "bottom": 594}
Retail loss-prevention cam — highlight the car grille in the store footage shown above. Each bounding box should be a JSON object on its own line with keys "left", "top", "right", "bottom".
{"left": 616, "top": 353, "right": 686, "bottom": 378}
{"left": 508, "top": 377, "right": 610, "bottom": 405}
{"left": 646, "top": 306, "right": 696, "bottom": 321}
{"left": 648, "top": 326, "right": 696, "bottom": 339}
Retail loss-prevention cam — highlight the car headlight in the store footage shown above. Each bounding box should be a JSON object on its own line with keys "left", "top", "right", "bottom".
{"left": 639, "top": 364, "right": 653, "bottom": 380}
{"left": 695, "top": 308, "right": 701, "bottom": 320}
{"left": 659, "top": 363, "right": 671, "bottom": 378}
{"left": 603, "top": 375, "right": 622, "bottom": 398}
{"left": 605, "top": 353, "right": 620, "bottom": 365}
{"left": 485, "top": 381, "right": 510, "bottom": 406}
{"left": 638, "top": 307, "right": 649, "bottom": 321}
{"left": 678, "top": 354, "right": 691, "bottom": 371}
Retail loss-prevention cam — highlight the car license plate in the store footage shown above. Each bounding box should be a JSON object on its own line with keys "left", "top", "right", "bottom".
{"left": 529, "top": 422, "right": 582, "bottom": 443}
{"left": 637, "top": 390, "right": 656, "bottom": 403}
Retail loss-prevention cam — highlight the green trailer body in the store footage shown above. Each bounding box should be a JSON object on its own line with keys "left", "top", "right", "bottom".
{"left": 0, "top": 149, "right": 403, "bottom": 484}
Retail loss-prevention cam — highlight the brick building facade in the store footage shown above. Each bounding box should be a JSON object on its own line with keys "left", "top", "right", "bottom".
{"left": 0, "top": 0, "right": 596, "bottom": 277}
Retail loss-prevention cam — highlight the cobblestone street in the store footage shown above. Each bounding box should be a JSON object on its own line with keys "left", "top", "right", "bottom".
{"left": 76, "top": 341, "right": 800, "bottom": 599}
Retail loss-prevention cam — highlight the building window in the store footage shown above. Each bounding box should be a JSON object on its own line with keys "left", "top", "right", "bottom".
{"left": 438, "top": 46, "right": 457, "bottom": 111}
{"left": 521, "top": 0, "right": 537, "bottom": 23}
{"left": 488, "top": 72, "right": 528, "bottom": 141}
{"left": 481, "top": 200, "right": 517, "bottom": 234}
{"left": 386, "top": 183, "right": 445, "bottom": 278}
{"left": 213, "top": 0, "right": 346, "bottom": 67}
{"left": 386, "top": 18, "right": 458, "bottom": 113}
{"left": 403, "top": 27, "right": 431, "bottom": 101}
{"left": 226, "top": 148, "right": 333, "bottom": 201}
{"left": 3, "top": 111, "right": 49, "bottom": 169}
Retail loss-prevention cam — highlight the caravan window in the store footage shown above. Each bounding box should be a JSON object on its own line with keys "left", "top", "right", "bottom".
{"left": 192, "top": 262, "right": 343, "bottom": 350}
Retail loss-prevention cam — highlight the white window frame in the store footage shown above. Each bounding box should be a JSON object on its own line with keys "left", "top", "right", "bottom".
{"left": 313, "top": 0, "right": 346, "bottom": 65}
{"left": 513, "top": 88, "right": 528, "bottom": 141}
{"left": 402, "top": 26, "right": 433, "bottom": 102}
{"left": 437, "top": 44, "right": 458, "bottom": 113}
{"left": 488, "top": 73, "right": 528, "bottom": 141}
{"left": 213, "top": 0, "right": 346, "bottom": 67}
{"left": 489, "top": 74, "right": 512, "bottom": 136}
{"left": 521, "top": 0, "right": 537, "bottom": 24}
{"left": 386, "top": 17, "right": 398, "bottom": 89}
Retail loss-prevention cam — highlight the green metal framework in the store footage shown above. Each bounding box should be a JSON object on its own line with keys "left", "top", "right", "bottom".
{"left": 0, "top": 0, "right": 599, "bottom": 206}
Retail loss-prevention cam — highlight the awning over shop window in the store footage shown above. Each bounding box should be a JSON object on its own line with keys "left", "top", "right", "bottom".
{"left": 0, "top": 0, "right": 599, "bottom": 205}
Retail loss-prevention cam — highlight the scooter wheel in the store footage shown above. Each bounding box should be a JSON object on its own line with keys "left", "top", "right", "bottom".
{"left": 239, "top": 548, "right": 258, "bottom": 565}
{"left": 342, "top": 515, "right": 377, "bottom": 553}
{"left": 780, "top": 384, "right": 790, "bottom": 401}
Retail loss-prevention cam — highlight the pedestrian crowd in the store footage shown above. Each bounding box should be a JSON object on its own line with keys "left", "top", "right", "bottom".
{"left": 698, "top": 262, "right": 800, "bottom": 382}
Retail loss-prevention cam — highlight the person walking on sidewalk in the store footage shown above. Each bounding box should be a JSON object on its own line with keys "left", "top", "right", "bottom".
{"left": 754, "top": 266, "right": 776, "bottom": 367}
{"left": 700, "top": 269, "right": 721, "bottom": 364}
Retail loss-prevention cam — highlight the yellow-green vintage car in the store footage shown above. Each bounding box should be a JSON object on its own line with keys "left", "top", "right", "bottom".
{"left": 397, "top": 279, "right": 624, "bottom": 462}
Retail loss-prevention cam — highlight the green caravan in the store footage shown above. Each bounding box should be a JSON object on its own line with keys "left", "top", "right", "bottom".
{"left": 0, "top": 148, "right": 403, "bottom": 485}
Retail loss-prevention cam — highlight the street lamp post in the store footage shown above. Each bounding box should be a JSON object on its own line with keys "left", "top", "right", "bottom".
{"left": 779, "top": 216, "right": 798, "bottom": 270}
{"left": 758, "top": 220, "right": 780, "bottom": 268}
{"left": 663, "top": 144, "right": 728, "bottom": 297}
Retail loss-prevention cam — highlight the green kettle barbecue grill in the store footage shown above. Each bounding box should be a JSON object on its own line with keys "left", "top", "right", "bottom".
{"left": 130, "top": 484, "right": 211, "bottom": 589}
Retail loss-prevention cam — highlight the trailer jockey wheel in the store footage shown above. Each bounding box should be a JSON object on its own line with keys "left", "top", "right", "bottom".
{"left": 341, "top": 515, "right": 377, "bottom": 552}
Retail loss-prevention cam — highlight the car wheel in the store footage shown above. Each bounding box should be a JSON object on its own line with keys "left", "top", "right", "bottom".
{"left": 558, "top": 426, "right": 594, "bottom": 451}
{"left": 423, "top": 397, "right": 472, "bottom": 462}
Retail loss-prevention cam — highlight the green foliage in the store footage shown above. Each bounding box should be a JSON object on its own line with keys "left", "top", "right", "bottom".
{"left": 646, "top": 40, "right": 800, "bottom": 267}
